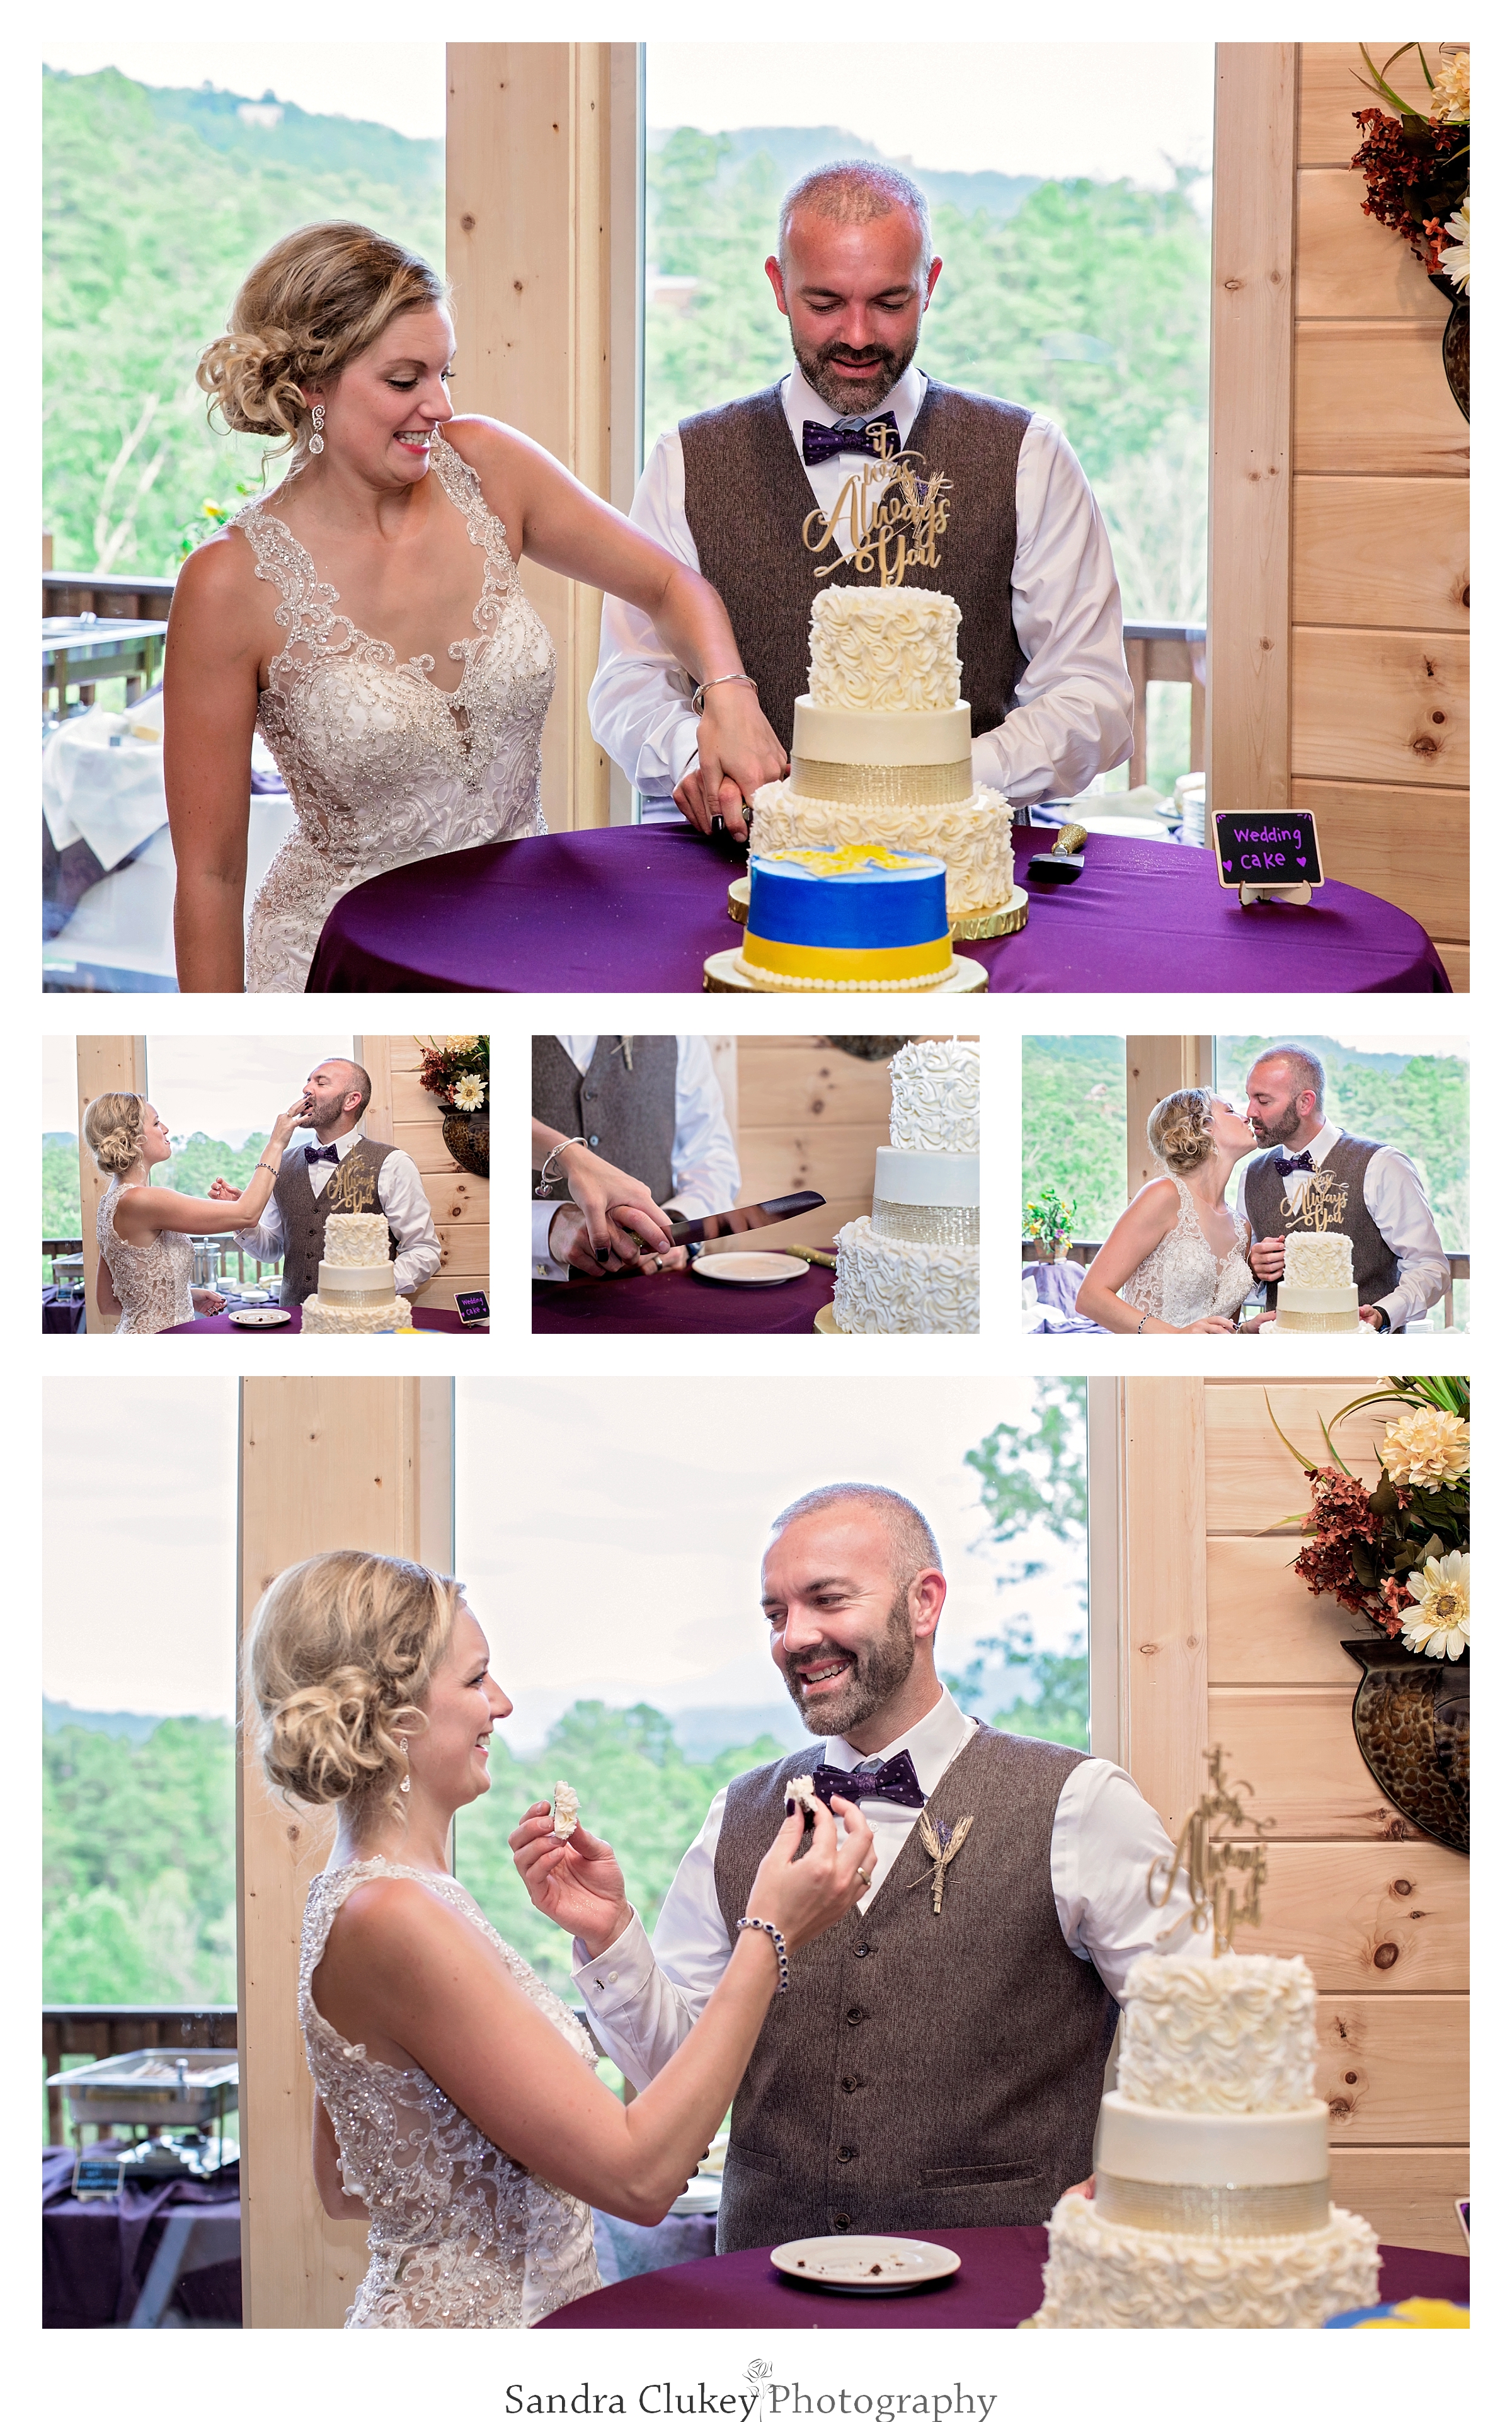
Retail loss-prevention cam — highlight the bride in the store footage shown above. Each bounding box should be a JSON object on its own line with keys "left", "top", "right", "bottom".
{"left": 84, "top": 1091, "right": 305, "bottom": 1333}
{"left": 168, "top": 222, "right": 787, "bottom": 991}
{"left": 246, "top": 1548, "right": 873, "bottom": 2327}
{"left": 1075, "top": 1089, "right": 1258, "bottom": 1334}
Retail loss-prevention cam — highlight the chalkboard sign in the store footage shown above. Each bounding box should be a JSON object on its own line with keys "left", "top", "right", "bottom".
{"left": 455, "top": 1290, "right": 491, "bottom": 1327}
{"left": 1213, "top": 811, "right": 1324, "bottom": 891}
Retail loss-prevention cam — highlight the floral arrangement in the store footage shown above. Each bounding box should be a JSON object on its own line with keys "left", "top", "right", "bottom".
{"left": 1022, "top": 1184, "right": 1077, "bottom": 1254}
{"left": 1351, "top": 43, "right": 1469, "bottom": 291}
{"left": 1268, "top": 1378, "right": 1468, "bottom": 1660}
{"left": 416, "top": 1035, "right": 488, "bottom": 1113}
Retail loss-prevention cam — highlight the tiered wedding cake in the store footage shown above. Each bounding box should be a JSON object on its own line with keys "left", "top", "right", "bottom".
{"left": 1027, "top": 1951, "right": 1379, "bottom": 2329}
{"left": 748, "top": 590, "right": 1016, "bottom": 919}
{"left": 1267, "top": 1229, "right": 1361, "bottom": 1334}
{"left": 831, "top": 1040, "right": 979, "bottom": 1333}
{"left": 302, "top": 1213, "right": 413, "bottom": 1334}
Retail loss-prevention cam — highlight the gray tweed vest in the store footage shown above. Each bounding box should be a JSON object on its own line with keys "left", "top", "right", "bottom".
{"left": 680, "top": 379, "right": 1031, "bottom": 756}
{"left": 530, "top": 1037, "right": 679, "bottom": 1206}
{"left": 710, "top": 1723, "right": 1116, "bottom": 2251}
{"left": 1244, "top": 1133, "right": 1397, "bottom": 1309}
{"left": 273, "top": 1138, "right": 397, "bottom": 1306}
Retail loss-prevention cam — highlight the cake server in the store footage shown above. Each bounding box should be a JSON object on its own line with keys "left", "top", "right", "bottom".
{"left": 662, "top": 1190, "right": 826, "bottom": 1248}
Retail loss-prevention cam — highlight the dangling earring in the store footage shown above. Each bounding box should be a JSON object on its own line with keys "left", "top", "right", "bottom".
{"left": 309, "top": 400, "right": 326, "bottom": 455}
{"left": 398, "top": 1737, "right": 411, "bottom": 1794}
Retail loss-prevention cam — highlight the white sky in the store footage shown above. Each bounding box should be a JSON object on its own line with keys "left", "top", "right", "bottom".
{"left": 42, "top": 1377, "right": 1086, "bottom": 1736}
{"left": 43, "top": 1035, "right": 355, "bottom": 1144}
{"left": 43, "top": 43, "right": 446, "bottom": 141}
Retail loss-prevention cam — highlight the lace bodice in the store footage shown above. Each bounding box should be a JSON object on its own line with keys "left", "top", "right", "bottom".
{"left": 234, "top": 436, "right": 555, "bottom": 991}
{"left": 1121, "top": 1177, "right": 1253, "bottom": 1331}
{"left": 300, "top": 1859, "right": 599, "bottom": 2329}
{"left": 96, "top": 1178, "right": 194, "bottom": 1334}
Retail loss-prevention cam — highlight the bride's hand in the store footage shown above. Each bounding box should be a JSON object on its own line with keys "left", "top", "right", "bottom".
{"left": 690, "top": 682, "right": 788, "bottom": 842}
{"left": 1181, "top": 1317, "right": 1238, "bottom": 1333}
{"left": 510, "top": 1803, "right": 633, "bottom": 1956}
{"left": 744, "top": 1796, "right": 875, "bottom": 1954}
{"left": 270, "top": 1096, "right": 309, "bottom": 1149}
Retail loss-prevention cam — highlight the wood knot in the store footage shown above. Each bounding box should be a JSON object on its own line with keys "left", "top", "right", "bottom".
{"left": 1137, "top": 1641, "right": 1160, "bottom": 1656}
{"left": 1392, "top": 1878, "right": 1414, "bottom": 1897}
{"left": 1344, "top": 2072, "right": 1358, "bottom": 2086}
{"left": 459, "top": 213, "right": 476, "bottom": 233}
{"left": 1411, "top": 735, "right": 1440, "bottom": 755}
{"left": 1327, "top": 2096, "right": 1353, "bottom": 2120}
{"left": 1431, "top": 710, "right": 1446, "bottom": 724}
{"left": 1383, "top": 1817, "right": 1414, "bottom": 1840}
{"left": 1462, "top": 585, "right": 1470, "bottom": 607}
{"left": 513, "top": 279, "right": 524, "bottom": 294}
{"left": 1373, "top": 1942, "right": 1400, "bottom": 1969}
{"left": 1224, "top": 276, "right": 1242, "bottom": 292}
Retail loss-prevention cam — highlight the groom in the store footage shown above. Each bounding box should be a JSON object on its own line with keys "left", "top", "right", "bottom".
{"left": 1242, "top": 1047, "right": 1448, "bottom": 1333}
{"left": 209, "top": 1056, "right": 441, "bottom": 1308}
{"left": 512, "top": 1483, "right": 1192, "bottom": 2251}
{"left": 589, "top": 161, "right": 1133, "bottom": 832}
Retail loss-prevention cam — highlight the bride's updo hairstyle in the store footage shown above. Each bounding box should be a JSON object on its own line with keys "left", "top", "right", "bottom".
{"left": 1147, "top": 1088, "right": 1216, "bottom": 1174}
{"left": 84, "top": 1092, "right": 146, "bottom": 1176}
{"left": 246, "top": 1549, "right": 464, "bottom": 1822}
{"left": 197, "top": 222, "right": 449, "bottom": 454}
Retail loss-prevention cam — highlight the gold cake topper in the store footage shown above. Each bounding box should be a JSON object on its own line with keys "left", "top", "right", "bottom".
{"left": 323, "top": 1152, "right": 381, "bottom": 1217}
{"left": 803, "top": 446, "right": 953, "bottom": 586}
{"left": 1148, "top": 1744, "right": 1272, "bottom": 1957}
{"left": 1283, "top": 1172, "right": 1349, "bottom": 1234}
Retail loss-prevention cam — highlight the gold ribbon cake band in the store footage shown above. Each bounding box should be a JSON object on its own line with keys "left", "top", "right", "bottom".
{"left": 872, "top": 1200, "right": 980, "bottom": 1247}
{"left": 788, "top": 757, "right": 974, "bottom": 807}
{"left": 1094, "top": 2173, "right": 1332, "bottom": 2241}
{"left": 323, "top": 1283, "right": 402, "bottom": 1307}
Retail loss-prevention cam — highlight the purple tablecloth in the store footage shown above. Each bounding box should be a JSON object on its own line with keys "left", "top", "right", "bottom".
{"left": 43, "top": 2144, "right": 242, "bottom": 2327}
{"left": 536, "top": 2225, "right": 1468, "bottom": 2330}
{"left": 306, "top": 824, "right": 1449, "bottom": 994}
{"left": 534, "top": 1260, "right": 835, "bottom": 1335}
{"left": 43, "top": 1287, "right": 86, "bottom": 1334}
{"left": 164, "top": 1302, "right": 483, "bottom": 1334}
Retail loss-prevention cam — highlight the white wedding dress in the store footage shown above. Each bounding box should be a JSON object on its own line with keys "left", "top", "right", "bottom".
{"left": 1120, "top": 1176, "right": 1254, "bottom": 1329}
{"left": 234, "top": 436, "right": 556, "bottom": 992}
{"left": 301, "top": 1859, "right": 600, "bottom": 2328}
{"left": 96, "top": 1176, "right": 195, "bottom": 1334}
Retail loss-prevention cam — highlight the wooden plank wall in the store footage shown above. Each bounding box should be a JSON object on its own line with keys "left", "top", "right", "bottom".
{"left": 1201, "top": 1379, "right": 1469, "bottom": 2253}
{"left": 358, "top": 1036, "right": 489, "bottom": 1314}
{"left": 74, "top": 1035, "right": 146, "bottom": 1332}
{"left": 1293, "top": 46, "right": 1470, "bottom": 989}
{"left": 1124, "top": 1036, "right": 1215, "bottom": 1197}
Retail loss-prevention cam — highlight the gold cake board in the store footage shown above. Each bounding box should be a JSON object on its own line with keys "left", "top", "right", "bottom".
{"left": 726, "top": 876, "right": 1028, "bottom": 941}
{"left": 704, "top": 949, "right": 988, "bottom": 995}
{"left": 815, "top": 1303, "right": 842, "bottom": 1334}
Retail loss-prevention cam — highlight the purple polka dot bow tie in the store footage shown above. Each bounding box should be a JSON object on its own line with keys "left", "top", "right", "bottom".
{"left": 304, "top": 1144, "right": 340, "bottom": 1165}
{"left": 1276, "top": 1151, "right": 1315, "bottom": 1177}
{"left": 801, "top": 411, "right": 900, "bottom": 468}
{"left": 799, "top": 1750, "right": 927, "bottom": 1810}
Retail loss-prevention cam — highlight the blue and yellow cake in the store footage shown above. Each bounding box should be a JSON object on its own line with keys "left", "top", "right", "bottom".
{"left": 735, "top": 846, "right": 954, "bottom": 992}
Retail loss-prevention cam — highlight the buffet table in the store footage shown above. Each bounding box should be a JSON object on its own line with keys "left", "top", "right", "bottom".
{"left": 164, "top": 1302, "right": 484, "bottom": 1334}
{"left": 307, "top": 824, "right": 1449, "bottom": 995}
{"left": 42, "top": 2144, "right": 241, "bottom": 2327}
{"left": 536, "top": 2226, "right": 1469, "bottom": 2330}
{"left": 533, "top": 1260, "right": 835, "bottom": 1336}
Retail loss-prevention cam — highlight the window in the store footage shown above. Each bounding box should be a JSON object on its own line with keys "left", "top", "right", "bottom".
{"left": 1022, "top": 1036, "right": 1127, "bottom": 1245}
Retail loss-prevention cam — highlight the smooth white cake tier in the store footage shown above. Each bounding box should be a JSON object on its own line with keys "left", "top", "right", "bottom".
{"left": 1120, "top": 1953, "right": 1317, "bottom": 2114}
{"left": 322, "top": 1213, "right": 392, "bottom": 1268}
{"left": 303, "top": 1295, "right": 414, "bottom": 1334}
{"left": 1096, "top": 2092, "right": 1329, "bottom": 2190}
{"left": 1284, "top": 1229, "right": 1354, "bottom": 1287}
{"left": 749, "top": 782, "right": 1014, "bottom": 917}
{"left": 1024, "top": 2191, "right": 1380, "bottom": 2330}
{"left": 874, "top": 1146, "right": 980, "bottom": 1209}
{"left": 808, "top": 587, "right": 961, "bottom": 713}
{"left": 889, "top": 1038, "right": 979, "bottom": 1153}
{"left": 792, "top": 696, "right": 971, "bottom": 768}
{"left": 832, "top": 1217, "right": 978, "bottom": 1333}
{"left": 316, "top": 1260, "right": 401, "bottom": 1301}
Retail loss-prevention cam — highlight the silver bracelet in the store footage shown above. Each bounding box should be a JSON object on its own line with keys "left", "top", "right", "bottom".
{"left": 1136, "top": 1312, "right": 1150, "bottom": 1334}
{"left": 691, "top": 672, "right": 758, "bottom": 715}
{"left": 535, "top": 1137, "right": 588, "bottom": 1198}
{"left": 735, "top": 1916, "right": 790, "bottom": 1992}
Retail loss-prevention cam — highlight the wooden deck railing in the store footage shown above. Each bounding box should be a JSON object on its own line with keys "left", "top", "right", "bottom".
{"left": 44, "top": 2005, "right": 238, "bottom": 2143}
{"left": 43, "top": 569, "right": 177, "bottom": 622}
{"left": 1123, "top": 621, "right": 1206, "bottom": 789}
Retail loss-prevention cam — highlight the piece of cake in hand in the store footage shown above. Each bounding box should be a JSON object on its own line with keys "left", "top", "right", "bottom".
{"left": 785, "top": 1775, "right": 822, "bottom": 1827}
{"left": 551, "top": 1781, "right": 580, "bottom": 1839}
{"left": 1026, "top": 1950, "right": 1379, "bottom": 2328}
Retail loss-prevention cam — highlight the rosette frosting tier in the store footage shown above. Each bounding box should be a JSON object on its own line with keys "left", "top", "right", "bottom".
{"left": 832, "top": 1040, "right": 980, "bottom": 1332}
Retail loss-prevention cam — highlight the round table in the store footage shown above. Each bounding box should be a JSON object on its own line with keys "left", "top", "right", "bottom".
{"left": 533, "top": 1260, "right": 835, "bottom": 1336}
{"left": 306, "top": 824, "right": 1449, "bottom": 994}
{"left": 164, "top": 1302, "right": 484, "bottom": 1334}
{"left": 534, "top": 2225, "right": 1468, "bottom": 2329}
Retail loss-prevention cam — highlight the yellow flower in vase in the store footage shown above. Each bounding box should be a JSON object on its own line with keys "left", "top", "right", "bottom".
{"left": 1402, "top": 1551, "right": 1469, "bottom": 1660}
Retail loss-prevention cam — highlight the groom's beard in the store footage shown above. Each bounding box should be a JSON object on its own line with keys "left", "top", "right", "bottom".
{"left": 793, "top": 326, "right": 920, "bottom": 417}
{"left": 1250, "top": 1098, "right": 1305, "bottom": 1149}
{"left": 781, "top": 1587, "right": 918, "bottom": 1738}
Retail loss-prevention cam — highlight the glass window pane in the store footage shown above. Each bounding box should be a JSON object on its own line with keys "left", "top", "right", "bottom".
{"left": 1022, "top": 1036, "right": 1126, "bottom": 1245}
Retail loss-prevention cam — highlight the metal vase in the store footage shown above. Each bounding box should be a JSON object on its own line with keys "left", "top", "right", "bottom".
{"left": 1429, "top": 271, "right": 1469, "bottom": 422}
{"left": 1341, "top": 1634, "right": 1468, "bottom": 1854}
{"left": 440, "top": 1108, "right": 490, "bottom": 1179}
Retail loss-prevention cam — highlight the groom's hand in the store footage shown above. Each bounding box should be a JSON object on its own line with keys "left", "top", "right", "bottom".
{"left": 510, "top": 1803, "right": 634, "bottom": 1960}
{"left": 1249, "top": 1234, "right": 1286, "bottom": 1281}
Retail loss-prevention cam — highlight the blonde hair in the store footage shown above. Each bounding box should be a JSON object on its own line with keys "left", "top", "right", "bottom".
{"left": 245, "top": 1549, "right": 464, "bottom": 1823}
{"left": 1147, "top": 1088, "right": 1216, "bottom": 1174}
{"left": 197, "top": 221, "right": 449, "bottom": 454}
{"left": 83, "top": 1092, "right": 147, "bottom": 1176}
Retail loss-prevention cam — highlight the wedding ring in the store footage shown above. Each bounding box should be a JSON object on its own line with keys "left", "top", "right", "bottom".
{"left": 857, "top": 1870, "right": 873, "bottom": 1889}
{"left": 653, "top": 1256, "right": 664, "bottom": 1271}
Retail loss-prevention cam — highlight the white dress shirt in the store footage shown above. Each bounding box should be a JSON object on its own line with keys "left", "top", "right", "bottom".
{"left": 572, "top": 1688, "right": 1194, "bottom": 2093}
{"left": 238, "top": 1128, "right": 441, "bottom": 1298}
{"left": 1246, "top": 1118, "right": 1449, "bottom": 1332}
{"left": 531, "top": 1036, "right": 741, "bottom": 1282}
{"left": 588, "top": 362, "right": 1134, "bottom": 806}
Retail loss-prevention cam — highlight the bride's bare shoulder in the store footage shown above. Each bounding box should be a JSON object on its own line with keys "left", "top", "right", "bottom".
{"left": 1124, "top": 1176, "right": 1181, "bottom": 1227}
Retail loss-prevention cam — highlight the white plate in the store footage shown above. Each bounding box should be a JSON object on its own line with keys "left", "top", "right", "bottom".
{"left": 227, "top": 1307, "right": 292, "bottom": 1326}
{"left": 690, "top": 1253, "right": 810, "bottom": 1286}
{"left": 770, "top": 2235, "right": 961, "bottom": 2294}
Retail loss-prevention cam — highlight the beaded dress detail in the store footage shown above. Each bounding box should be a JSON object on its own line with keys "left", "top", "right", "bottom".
{"left": 96, "top": 1178, "right": 195, "bottom": 1334}
{"left": 301, "top": 1860, "right": 599, "bottom": 2328}
{"left": 234, "top": 436, "right": 555, "bottom": 992}
{"left": 1121, "top": 1178, "right": 1253, "bottom": 1329}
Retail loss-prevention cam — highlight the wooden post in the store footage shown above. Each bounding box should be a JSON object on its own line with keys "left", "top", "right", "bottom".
{"left": 1208, "top": 45, "right": 1297, "bottom": 820}
{"left": 75, "top": 1036, "right": 147, "bottom": 1332}
{"left": 1124, "top": 1037, "right": 1215, "bottom": 1198}
{"left": 445, "top": 43, "right": 641, "bottom": 831}
{"left": 236, "top": 1379, "right": 455, "bottom": 2328}
{"left": 1117, "top": 1379, "right": 1208, "bottom": 1835}
{"left": 359, "top": 1033, "right": 490, "bottom": 1314}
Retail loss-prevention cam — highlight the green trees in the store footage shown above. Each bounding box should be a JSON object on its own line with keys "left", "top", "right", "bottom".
{"left": 1021, "top": 1037, "right": 1128, "bottom": 1243}
{"left": 949, "top": 1379, "right": 1091, "bottom": 1747}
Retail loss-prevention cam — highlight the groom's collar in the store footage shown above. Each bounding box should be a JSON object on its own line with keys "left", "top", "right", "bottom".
{"left": 782, "top": 360, "right": 927, "bottom": 447}
{"left": 820, "top": 1687, "right": 976, "bottom": 1799}
{"left": 1274, "top": 1116, "right": 1337, "bottom": 1164}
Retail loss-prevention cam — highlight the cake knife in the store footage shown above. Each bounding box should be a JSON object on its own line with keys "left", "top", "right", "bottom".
{"left": 661, "top": 1190, "right": 826, "bottom": 1249}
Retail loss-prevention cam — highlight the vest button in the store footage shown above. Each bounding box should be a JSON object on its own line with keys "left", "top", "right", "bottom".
{"left": 840, "top": 2077, "right": 860, "bottom": 2094}
{"left": 830, "top": 2212, "right": 853, "bottom": 2232}
{"left": 836, "top": 2145, "right": 856, "bottom": 2162}
{"left": 845, "top": 2006, "right": 865, "bottom": 2025}
{"left": 853, "top": 1942, "right": 871, "bottom": 1958}
{"left": 588, "top": 1135, "right": 600, "bottom": 1147}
